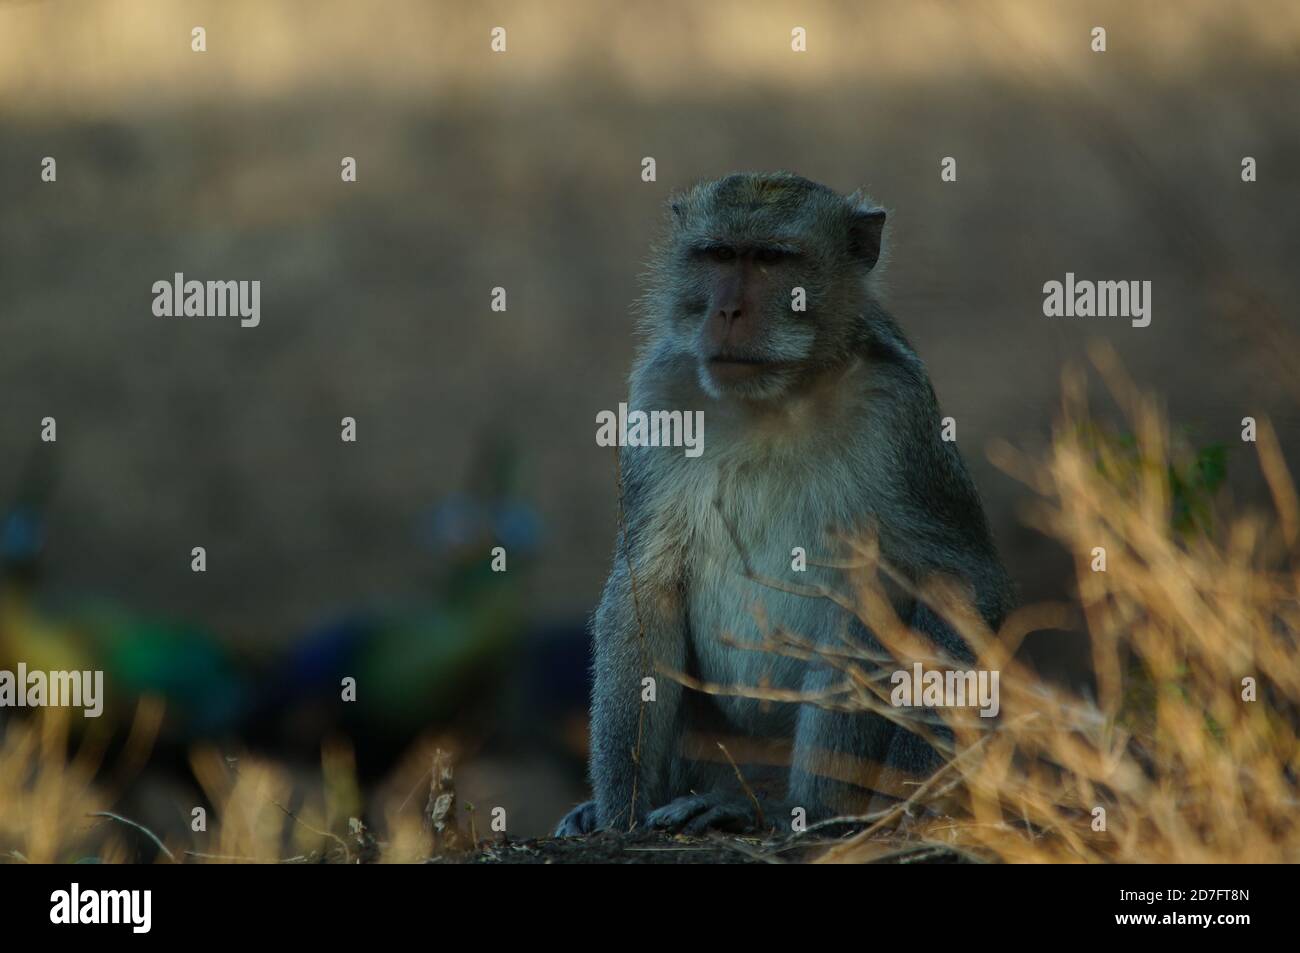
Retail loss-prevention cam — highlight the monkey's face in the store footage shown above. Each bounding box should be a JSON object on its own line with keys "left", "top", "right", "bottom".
{"left": 687, "top": 242, "right": 818, "bottom": 401}
{"left": 660, "top": 173, "right": 887, "bottom": 403}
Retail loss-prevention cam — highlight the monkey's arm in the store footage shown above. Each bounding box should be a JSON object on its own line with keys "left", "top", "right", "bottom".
{"left": 587, "top": 535, "right": 688, "bottom": 831}
{"left": 866, "top": 346, "right": 1013, "bottom": 632}
{"left": 871, "top": 600, "right": 968, "bottom": 806}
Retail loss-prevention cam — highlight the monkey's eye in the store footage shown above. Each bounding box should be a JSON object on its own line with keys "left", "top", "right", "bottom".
{"left": 753, "top": 247, "right": 790, "bottom": 264}
{"left": 707, "top": 245, "right": 736, "bottom": 263}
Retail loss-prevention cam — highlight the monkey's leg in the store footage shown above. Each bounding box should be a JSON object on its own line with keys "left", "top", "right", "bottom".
{"left": 868, "top": 728, "right": 945, "bottom": 813}
{"left": 867, "top": 601, "right": 970, "bottom": 815}
{"left": 788, "top": 661, "right": 895, "bottom": 825}
{"left": 588, "top": 552, "right": 688, "bottom": 832}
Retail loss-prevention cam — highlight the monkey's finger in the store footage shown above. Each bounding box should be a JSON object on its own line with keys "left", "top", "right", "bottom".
{"left": 553, "top": 800, "right": 599, "bottom": 837}
{"left": 684, "top": 803, "right": 752, "bottom": 836}
{"left": 646, "top": 793, "right": 714, "bottom": 830}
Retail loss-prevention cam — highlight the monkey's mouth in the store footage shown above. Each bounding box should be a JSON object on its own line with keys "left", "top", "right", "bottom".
{"left": 707, "top": 355, "right": 789, "bottom": 384}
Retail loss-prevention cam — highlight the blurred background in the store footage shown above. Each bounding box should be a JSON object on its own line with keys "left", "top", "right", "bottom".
{"left": 0, "top": 0, "right": 1297, "bottom": 844}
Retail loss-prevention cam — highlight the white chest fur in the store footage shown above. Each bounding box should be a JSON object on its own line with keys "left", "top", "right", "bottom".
{"left": 629, "top": 355, "right": 881, "bottom": 730}
{"left": 643, "top": 431, "right": 866, "bottom": 732}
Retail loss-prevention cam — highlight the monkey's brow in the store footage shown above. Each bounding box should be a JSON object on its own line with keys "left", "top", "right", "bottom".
{"left": 690, "top": 239, "right": 803, "bottom": 255}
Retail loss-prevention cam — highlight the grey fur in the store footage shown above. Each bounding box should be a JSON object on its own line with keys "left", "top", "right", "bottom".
{"left": 556, "top": 172, "right": 1012, "bottom": 837}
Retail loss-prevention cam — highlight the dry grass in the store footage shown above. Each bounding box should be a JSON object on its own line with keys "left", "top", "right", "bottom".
{"left": 0, "top": 710, "right": 115, "bottom": 863}
{"left": 803, "top": 348, "right": 1300, "bottom": 863}
{"left": 0, "top": 713, "right": 458, "bottom": 863}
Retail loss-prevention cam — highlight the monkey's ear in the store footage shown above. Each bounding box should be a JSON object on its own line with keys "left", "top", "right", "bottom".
{"left": 847, "top": 207, "right": 887, "bottom": 269}
{"left": 669, "top": 196, "right": 687, "bottom": 224}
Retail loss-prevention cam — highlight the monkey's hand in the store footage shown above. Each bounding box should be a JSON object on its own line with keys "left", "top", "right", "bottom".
{"left": 645, "top": 791, "right": 781, "bottom": 836}
{"left": 554, "top": 799, "right": 601, "bottom": 837}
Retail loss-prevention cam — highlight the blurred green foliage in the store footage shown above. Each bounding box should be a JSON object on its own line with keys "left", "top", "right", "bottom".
{"left": 1078, "top": 423, "right": 1227, "bottom": 538}
{"left": 1081, "top": 423, "right": 1230, "bottom": 742}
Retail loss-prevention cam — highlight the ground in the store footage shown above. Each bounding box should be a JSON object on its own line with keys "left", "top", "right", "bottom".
{"left": 436, "top": 829, "right": 970, "bottom": 864}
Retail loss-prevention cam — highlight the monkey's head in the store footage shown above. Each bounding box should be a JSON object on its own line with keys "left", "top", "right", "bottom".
{"left": 646, "top": 171, "right": 887, "bottom": 402}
